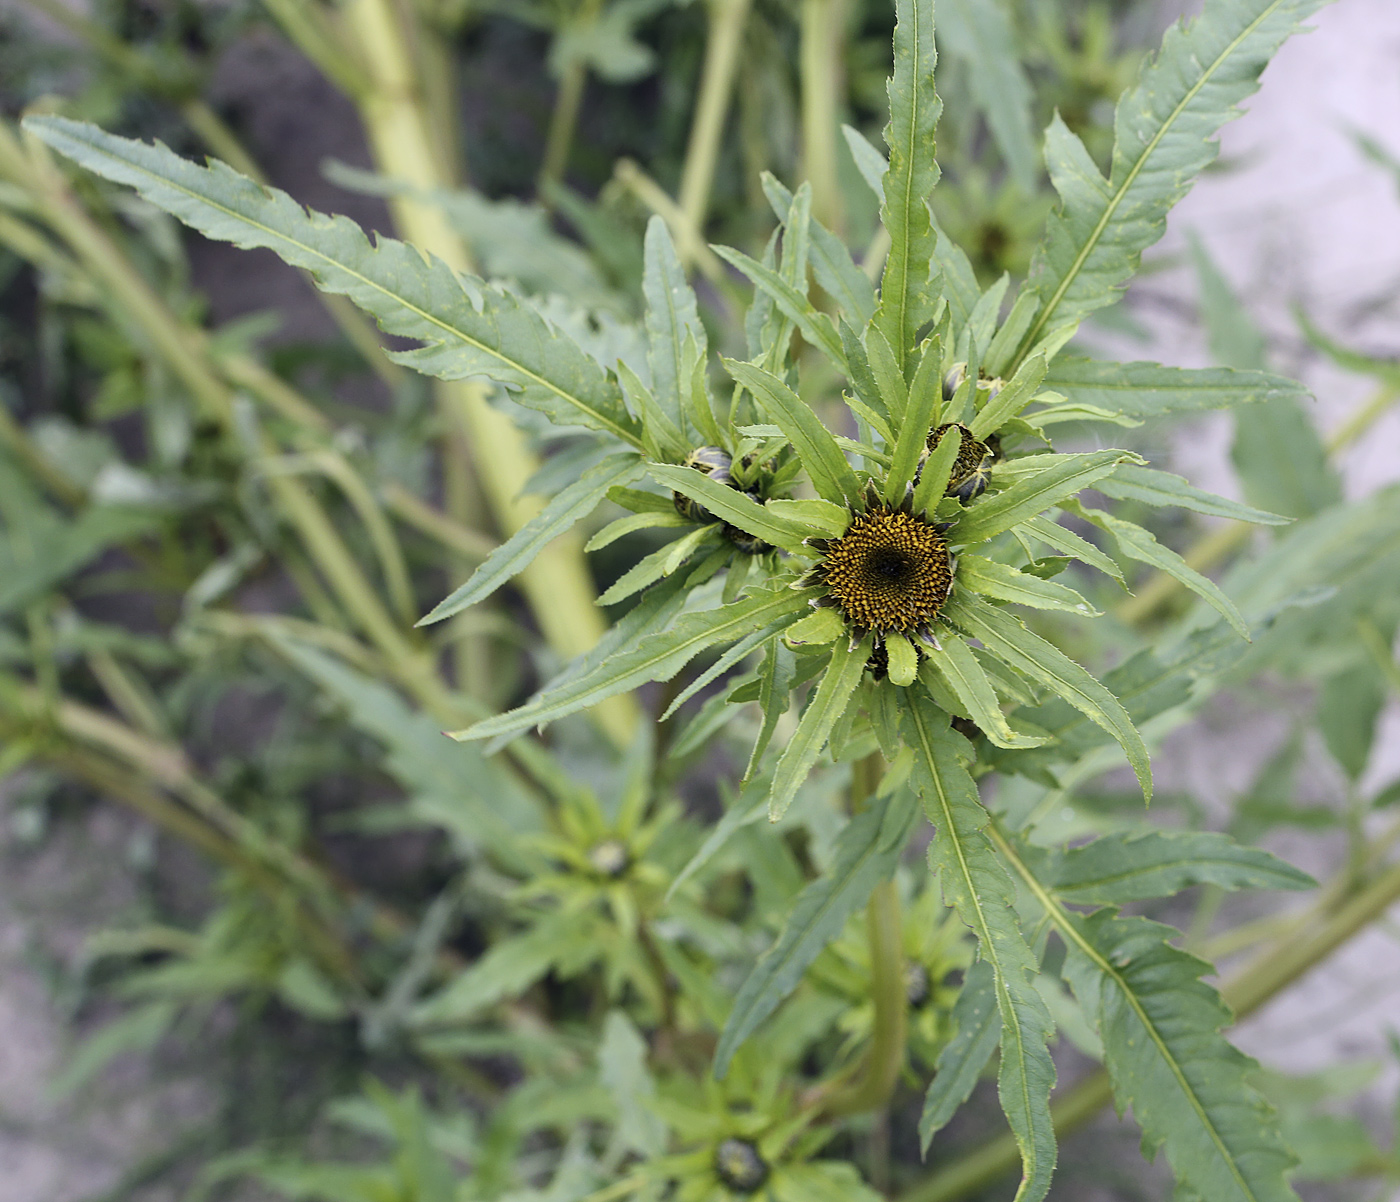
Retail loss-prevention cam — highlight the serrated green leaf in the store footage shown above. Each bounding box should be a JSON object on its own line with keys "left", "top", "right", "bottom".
{"left": 1042, "top": 357, "right": 1310, "bottom": 418}
{"left": 1098, "top": 464, "right": 1289, "bottom": 526}
{"left": 995, "top": 827, "right": 1301, "bottom": 1202}
{"left": 768, "top": 636, "right": 871, "bottom": 821}
{"left": 765, "top": 498, "right": 852, "bottom": 537}
{"left": 712, "top": 244, "right": 846, "bottom": 371}
{"left": 746, "top": 640, "right": 799, "bottom": 781}
{"left": 877, "top": 0, "right": 941, "bottom": 369}
{"left": 643, "top": 217, "right": 706, "bottom": 440}
{"left": 584, "top": 509, "right": 691, "bottom": 552}
{"left": 714, "top": 784, "right": 920, "bottom": 1077}
{"left": 864, "top": 323, "right": 910, "bottom": 426}
{"left": 1017, "top": 0, "right": 1330, "bottom": 363}
{"left": 968, "top": 354, "right": 1047, "bottom": 441}
{"left": 957, "top": 553, "right": 1099, "bottom": 616}
{"left": 458, "top": 587, "right": 817, "bottom": 742}
{"left": 725, "top": 360, "right": 861, "bottom": 505}
{"left": 420, "top": 454, "right": 642, "bottom": 625}
{"left": 595, "top": 524, "right": 716, "bottom": 606}
{"left": 784, "top": 606, "right": 845, "bottom": 648}
{"left": 1020, "top": 514, "right": 1125, "bottom": 584}
{"left": 26, "top": 118, "right": 644, "bottom": 447}
{"left": 884, "top": 337, "right": 944, "bottom": 503}
{"left": 952, "top": 450, "right": 1133, "bottom": 545}
{"left": 647, "top": 463, "right": 809, "bottom": 553}
{"left": 920, "top": 958, "right": 1000, "bottom": 1148}
{"left": 911, "top": 422, "right": 962, "bottom": 515}
{"left": 660, "top": 622, "right": 785, "bottom": 721}
{"left": 921, "top": 644, "right": 1047, "bottom": 751}
{"left": 764, "top": 175, "right": 877, "bottom": 325}
{"left": 945, "top": 590, "right": 1151, "bottom": 799}
{"left": 902, "top": 698, "right": 1057, "bottom": 1202}
{"left": 1048, "top": 830, "right": 1314, "bottom": 905}
{"left": 1088, "top": 506, "right": 1251, "bottom": 639}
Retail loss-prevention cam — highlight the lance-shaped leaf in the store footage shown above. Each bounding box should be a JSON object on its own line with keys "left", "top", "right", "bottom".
{"left": 457, "top": 587, "right": 817, "bottom": 741}
{"left": 1088, "top": 507, "right": 1251, "bottom": 640}
{"left": 957, "top": 553, "right": 1099, "bottom": 616}
{"left": 1043, "top": 357, "right": 1309, "bottom": 418}
{"left": 1097, "top": 464, "right": 1289, "bottom": 526}
{"left": 903, "top": 698, "right": 1057, "bottom": 1202}
{"left": 944, "top": 590, "right": 1151, "bottom": 799}
{"left": 968, "top": 353, "right": 1047, "bottom": 441}
{"left": 992, "top": 826, "right": 1301, "bottom": 1202}
{"left": 643, "top": 217, "right": 706, "bottom": 437}
{"left": 1016, "top": 0, "right": 1331, "bottom": 363}
{"left": 952, "top": 450, "right": 1135, "bottom": 545}
{"left": 725, "top": 360, "right": 861, "bottom": 504}
{"left": 420, "top": 454, "right": 643, "bottom": 625}
{"left": 920, "top": 646, "right": 1047, "bottom": 751}
{"left": 647, "top": 463, "right": 809, "bottom": 554}
{"left": 1020, "top": 514, "right": 1125, "bottom": 584}
{"left": 884, "top": 339, "right": 945, "bottom": 503}
{"left": 714, "top": 785, "right": 920, "bottom": 1077}
{"left": 877, "top": 0, "right": 941, "bottom": 369}
{"left": 764, "top": 175, "right": 877, "bottom": 326}
{"left": 767, "top": 636, "right": 871, "bottom": 821}
{"left": 712, "top": 244, "right": 846, "bottom": 371}
{"left": 1046, "top": 830, "right": 1314, "bottom": 906}
{"left": 920, "top": 958, "right": 1001, "bottom": 1148}
{"left": 27, "top": 117, "right": 643, "bottom": 446}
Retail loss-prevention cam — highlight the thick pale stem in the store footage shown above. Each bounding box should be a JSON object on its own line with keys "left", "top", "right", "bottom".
{"left": 338, "top": 0, "right": 635, "bottom": 743}
{"left": 799, "top": 0, "right": 847, "bottom": 234}
{"left": 677, "top": 0, "right": 753, "bottom": 240}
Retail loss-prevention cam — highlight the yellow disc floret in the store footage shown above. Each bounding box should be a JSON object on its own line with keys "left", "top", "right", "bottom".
{"left": 817, "top": 505, "right": 952, "bottom": 635}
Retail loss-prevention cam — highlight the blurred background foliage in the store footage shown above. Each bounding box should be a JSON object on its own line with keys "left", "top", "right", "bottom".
{"left": 2, "top": 1, "right": 1399, "bottom": 1200}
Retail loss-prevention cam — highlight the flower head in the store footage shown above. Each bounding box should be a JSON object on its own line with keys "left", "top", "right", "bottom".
{"left": 803, "top": 488, "right": 952, "bottom": 648}
{"left": 926, "top": 423, "right": 994, "bottom": 503}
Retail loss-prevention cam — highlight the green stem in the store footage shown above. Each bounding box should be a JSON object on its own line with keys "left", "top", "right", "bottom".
{"left": 538, "top": 0, "right": 603, "bottom": 196}
{"left": 799, "top": 0, "right": 847, "bottom": 234}
{"left": 823, "top": 752, "right": 907, "bottom": 1117}
{"left": 677, "top": 0, "right": 753, "bottom": 240}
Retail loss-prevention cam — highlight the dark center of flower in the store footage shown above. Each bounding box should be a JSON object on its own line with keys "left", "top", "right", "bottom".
{"left": 818, "top": 506, "right": 952, "bottom": 634}
{"left": 714, "top": 1138, "right": 769, "bottom": 1193}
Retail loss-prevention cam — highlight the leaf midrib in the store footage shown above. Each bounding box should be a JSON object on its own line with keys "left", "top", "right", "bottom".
{"left": 990, "top": 822, "right": 1260, "bottom": 1202}
{"left": 909, "top": 705, "right": 1045, "bottom": 1197}
{"left": 65, "top": 129, "right": 643, "bottom": 448}
{"left": 1020, "top": 0, "right": 1290, "bottom": 359}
